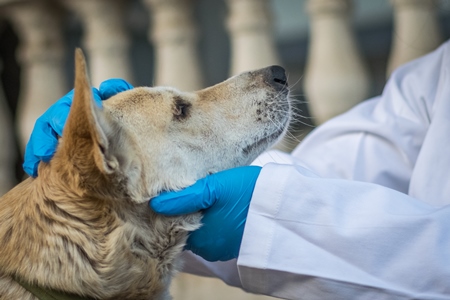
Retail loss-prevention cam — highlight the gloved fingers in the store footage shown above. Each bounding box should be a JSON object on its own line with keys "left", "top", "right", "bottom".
{"left": 23, "top": 118, "right": 59, "bottom": 177}
{"left": 150, "top": 166, "right": 262, "bottom": 216}
{"left": 22, "top": 89, "right": 74, "bottom": 177}
{"left": 24, "top": 136, "right": 59, "bottom": 177}
{"left": 31, "top": 118, "right": 60, "bottom": 161}
{"left": 184, "top": 231, "right": 221, "bottom": 262}
{"left": 150, "top": 178, "right": 213, "bottom": 215}
{"left": 47, "top": 104, "right": 71, "bottom": 137}
{"left": 99, "top": 78, "right": 134, "bottom": 100}
{"left": 184, "top": 219, "right": 240, "bottom": 262}
{"left": 184, "top": 230, "right": 228, "bottom": 262}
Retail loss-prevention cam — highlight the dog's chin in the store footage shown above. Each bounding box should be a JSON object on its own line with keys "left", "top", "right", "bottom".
{"left": 202, "top": 132, "right": 281, "bottom": 176}
{"left": 242, "top": 126, "right": 286, "bottom": 157}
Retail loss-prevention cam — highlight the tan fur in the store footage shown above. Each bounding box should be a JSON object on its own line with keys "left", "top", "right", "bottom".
{"left": 0, "top": 49, "right": 290, "bottom": 299}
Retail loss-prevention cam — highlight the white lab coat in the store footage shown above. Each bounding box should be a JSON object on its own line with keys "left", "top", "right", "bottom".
{"left": 180, "top": 40, "right": 450, "bottom": 299}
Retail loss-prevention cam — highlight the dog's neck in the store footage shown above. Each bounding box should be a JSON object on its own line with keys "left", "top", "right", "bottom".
{"left": 0, "top": 165, "right": 124, "bottom": 296}
{"left": 0, "top": 162, "right": 198, "bottom": 299}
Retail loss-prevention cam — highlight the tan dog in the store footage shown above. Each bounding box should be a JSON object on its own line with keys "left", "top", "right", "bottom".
{"left": 0, "top": 49, "right": 290, "bottom": 300}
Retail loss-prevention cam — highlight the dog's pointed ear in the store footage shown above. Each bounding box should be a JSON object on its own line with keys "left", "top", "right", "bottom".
{"left": 59, "top": 48, "right": 118, "bottom": 175}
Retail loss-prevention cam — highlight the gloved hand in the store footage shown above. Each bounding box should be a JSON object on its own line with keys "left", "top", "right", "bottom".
{"left": 23, "top": 79, "right": 134, "bottom": 177}
{"left": 150, "top": 166, "right": 262, "bottom": 262}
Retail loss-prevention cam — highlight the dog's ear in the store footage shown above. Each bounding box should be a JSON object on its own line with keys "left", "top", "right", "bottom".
{"left": 58, "top": 49, "right": 119, "bottom": 176}
{"left": 52, "top": 49, "right": 146, "bottom": 200}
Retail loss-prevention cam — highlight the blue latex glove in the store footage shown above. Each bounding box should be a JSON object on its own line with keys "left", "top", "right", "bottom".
{"left": 23, "top": 79, "right": 134, "bottom": 177}
{"left": 150, "top": 166, "right": 262, "bottom": 262}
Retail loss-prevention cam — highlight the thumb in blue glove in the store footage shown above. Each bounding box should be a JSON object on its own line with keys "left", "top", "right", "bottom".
{"left": 23, "top": 79, "right": 134, "bottom": 177}
{"left": 150, "top": 166, "right": 262, "bottom": 262}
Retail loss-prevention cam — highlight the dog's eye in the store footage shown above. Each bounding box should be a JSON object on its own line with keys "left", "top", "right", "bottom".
{"left": 177, "top": 103, "right": 188, "bottom": 116}
{"left": 173, "top": 97, "right": 191, "bottom": 120}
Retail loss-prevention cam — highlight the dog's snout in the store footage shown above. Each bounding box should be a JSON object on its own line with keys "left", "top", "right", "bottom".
{"left": 267, "top": 65, "right": 288, "bottom": 90}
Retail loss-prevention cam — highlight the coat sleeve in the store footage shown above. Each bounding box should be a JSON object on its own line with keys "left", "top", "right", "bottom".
{"left": 237, "top": 163, "right": 450, "bottom": 299}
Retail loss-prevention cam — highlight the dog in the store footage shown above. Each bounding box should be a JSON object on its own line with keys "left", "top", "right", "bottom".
{"left": 0, "top": 49, "right": 291, "bottom": 300}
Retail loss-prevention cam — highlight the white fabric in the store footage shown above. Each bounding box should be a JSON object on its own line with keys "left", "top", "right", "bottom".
{"left": 181, "top": 40, "right": 450, "bottom": 299}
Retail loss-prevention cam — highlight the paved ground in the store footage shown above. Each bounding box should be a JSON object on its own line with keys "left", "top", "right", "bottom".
{"left": 170, "top": 273, "right": 276, "bottom": 300}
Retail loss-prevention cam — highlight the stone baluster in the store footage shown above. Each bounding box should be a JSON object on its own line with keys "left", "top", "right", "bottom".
{"left": 0, "top": 60, "right": 16, "bottom": 195}
{"left": 304, "top": 0, "right": 370, "bottom": 125}
{"left": 144, "top": 0, "right": 203, "bottom": 91}
{"left": 387, "top": 0, "right": 442, "bottom": 76}
{"left": 2, "top": 0, "right": 67, "bottom": 149}
{"left": 226, "top": 0, "right": 280, "bottom": 76}
{"left": 62, "top": 0, "right": 134, "bottom": 87}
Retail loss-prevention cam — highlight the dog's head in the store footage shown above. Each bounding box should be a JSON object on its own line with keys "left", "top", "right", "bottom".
{"left": 48, "top": 49, "right": 290, "bottom": 203}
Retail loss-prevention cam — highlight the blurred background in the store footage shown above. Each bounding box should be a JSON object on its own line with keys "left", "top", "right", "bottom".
{"left": 0, "top": 0, "right": 449, "bottom": 299}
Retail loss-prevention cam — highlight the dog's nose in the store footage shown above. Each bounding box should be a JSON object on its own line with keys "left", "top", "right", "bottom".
{"left": 267, "top": 65, "right": 288, "bottom": 90}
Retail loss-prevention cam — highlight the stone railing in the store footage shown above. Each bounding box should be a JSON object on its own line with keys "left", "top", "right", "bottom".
{"left": 304, "top": 0, "right": 441, "bottom": 124}
{"left": 0, "top": 0, "right": 444, "bottom": 296}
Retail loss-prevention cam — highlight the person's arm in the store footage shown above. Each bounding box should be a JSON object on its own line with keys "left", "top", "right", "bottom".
{"left": 153, "top": 158, "right": 450, "bottom": 299}
{"left": 238, "top": 163, "right": 450, "bottom": 299}
{"left": 168, "top": 158, "right": 450, "bottom": 299}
